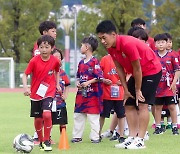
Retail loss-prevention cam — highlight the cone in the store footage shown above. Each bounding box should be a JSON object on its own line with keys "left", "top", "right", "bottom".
{"left": 58, "top": 127, "right": 70, "bottom": 150}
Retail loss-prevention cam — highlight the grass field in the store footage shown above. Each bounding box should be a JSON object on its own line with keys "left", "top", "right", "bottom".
{"left": 0, "top": 92, "right": 180, "bottom": 154}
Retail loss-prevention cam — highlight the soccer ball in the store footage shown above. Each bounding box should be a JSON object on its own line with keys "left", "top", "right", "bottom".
{"left": 13, "top": 134, "right": 34, "bottom": 153}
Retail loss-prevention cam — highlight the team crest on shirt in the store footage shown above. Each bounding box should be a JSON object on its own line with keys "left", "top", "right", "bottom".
{"left": 122, "top": 52, "right": 126, "bottom": 58}
{"left": 48, "top": 70, "right": 54, "bottom": 75}
{"left": 88, "top": 67, "right": 93, "bottom": 73}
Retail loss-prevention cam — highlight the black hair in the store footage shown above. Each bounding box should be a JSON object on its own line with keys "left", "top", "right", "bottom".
{"left": 154, "top": 33, "right": 168, "bottom": 42}
{"left": 39, "top": 21, "right": 57, "bottom": 35}
{"left": 132, "top": 29, "right": 148, "bottom": 42}
{"left": 127, "top": 26, "right": 144, "bottom": 36}
{"left": 131, "top": 18, "right": 145, "bottom": 27}
{"left": 37, "top": 35, "right": 55, "bottom": 47}
{"left": 164, "top": 33, "right": 172, "bottom": 40}
{"left": 81, "top": 36, "right": 98, "bottom": 52}
{"left": 96, "top": 20, "right": 117, "bottom": 34}
{"left": 51, "top": 48, "right": 63, "bottom": 60}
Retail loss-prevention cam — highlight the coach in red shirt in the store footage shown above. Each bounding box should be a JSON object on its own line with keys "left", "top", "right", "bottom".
{"left": 96, "top": 20, "right": 162, "bottom": 150}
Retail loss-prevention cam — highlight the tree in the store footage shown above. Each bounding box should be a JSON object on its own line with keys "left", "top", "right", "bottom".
{"left": 0, "top": 0, "right": 62, "bottom": 63}
{"left": 150, "top": 0, "right": 180, "bottom": 50}
{"left": 78, "top": 0, "right": 146, "bottom": 58}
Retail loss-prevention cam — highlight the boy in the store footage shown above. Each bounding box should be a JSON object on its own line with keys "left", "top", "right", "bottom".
{"left": 71, "top": 36, "right": 103, "bottom": 143}
{"left": 32, "top": 21, "right": 57, "bottom": 56}
{"left": 51, "top": 48, "right": 70, "bottom": 134}
{"left": 96, "top": 20, "right": 162, "bottom": 149}
{"left": 100, "top": 54, "right": 125, "bottom": 143}
{"left": 22, "top": 35, "right": 61, "bottom": 151}
{"left": 153, "top": 33, "right": 180, "bottom": 135}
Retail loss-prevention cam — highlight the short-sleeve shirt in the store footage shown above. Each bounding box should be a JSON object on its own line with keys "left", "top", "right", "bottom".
{"left": 25, "top": 55, "right": 60, "bottom": 100}
{"left": 100, "top": 54, "right": 124, "bottom": 100}
{"left": 108, "top": 35, "right": 162, "bottom": 77}
{"left": 55, "top": 69, "right": 70, "bottom": 109}
{"left": 155, "top": 51, "right": 180, "bottom": 97}
{"left": 75, "top": 57, "right": 103, "bottom": 114}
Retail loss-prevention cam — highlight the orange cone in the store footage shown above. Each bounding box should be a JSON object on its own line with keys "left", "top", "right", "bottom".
{"left": 58, "top": 127, "right": 70, "bottom": 150}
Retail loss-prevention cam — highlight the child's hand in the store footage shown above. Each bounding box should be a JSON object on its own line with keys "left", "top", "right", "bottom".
{"left": 57, "top": 85, "right": 62, "bottom": 93}
{"left": 62, "top": 94, "right": 67, "bottom": 100}
{"left": 169, "top": 83, "right": 176, "bottom": 94}
{"left": 116, "top": 80, "right": 122, "bottom": 86}
{"left": 103, "top": 79, "right": 112, "bottom": 85}
{"left": 81, "top": 81, "right": 89, "bottom": 88}
{"left": 24, "top": 87, "right": 31, "bottom": 96}
{"left": 77, "top": 82, "right": 83, "bottom": 90}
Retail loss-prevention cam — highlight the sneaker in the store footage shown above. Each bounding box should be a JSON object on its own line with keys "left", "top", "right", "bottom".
{"left": 39, "top": 142, "right": 44, "bottom": 151}
{"left": 109, "top": 132, "right": 120, "bottom": 141}
{"left": 125, "top": 138, "right": 146, "bottom": 149}
{"left": 161, "top": 124, "right": 166, "bottom": 132}
{"left": 144, "top": 131, "right": 149, "bottom": 141}
{"left": 71, "top": 138, "right": 82, "bottom": 143}
{"left": 172, "top": 127, "right": 179, "bottom": 135}
{"left": 151, "top": 123, "right": 156, "bottom": 129}
{"left": 153, "top": 127, "right": 163, "bottom": 135}
{"left": 33, "top": 138, "right": 40, "bottom": 145}
{"left": 43, "top": 140, "right": 52, "bottom": 151}
{"left": 115, "top": 137, "right": 134, "bottom": 149}
{"left": 101, "top": 130, "right": 113, "bottom": 138}
{"left": 166, "top": 124, "right": 172, "bottom": 129}
{"left": 91, "top": 139, "right": 101, "bottom": 144}
{"left": 118, "top": 137, "right": 126, "bottom": 143}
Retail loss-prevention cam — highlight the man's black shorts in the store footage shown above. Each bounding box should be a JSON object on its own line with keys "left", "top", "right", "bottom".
{"left": 30, "top": 97, "right": 53, "bottom": 118}
{"left": 52, "top": 107, "right": 68, "bottom": 125}
{"left": 100, "top": 100, "right": 125, "bottom": 118}
{"left": 125, "top": 71, "right": 162, "bottom": 108}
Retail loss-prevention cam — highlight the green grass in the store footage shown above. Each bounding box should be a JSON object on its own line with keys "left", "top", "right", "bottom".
{"left": 0, "top": 92, "right": 180, "bottom": 154}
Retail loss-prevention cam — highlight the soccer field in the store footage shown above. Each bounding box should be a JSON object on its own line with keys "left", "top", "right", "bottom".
{"left": 0, "top": 92, "right": 180, "bottom": 154}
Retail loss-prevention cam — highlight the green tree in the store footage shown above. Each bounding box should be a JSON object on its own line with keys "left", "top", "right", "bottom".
{"left": 78, "top": 0, "right": 146, "bottom": 57}
{"left": 150, "top": 0, "right": 180, "bottom": 50}
{"left": 0, "top": 0, "right": 61, "bottom": 63}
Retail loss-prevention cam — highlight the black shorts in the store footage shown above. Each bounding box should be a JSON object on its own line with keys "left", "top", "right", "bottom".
{"left": 155, "top": 96, "right": 176, "bottom": 105}
{"left": 161, "top": 109, "right": 170, "bottom": 118}
{"left": 52, "top": 107, "right": 68, "bottom": 125}
{"left": 100, "top": 100, "right": 125, "bottom": 118}
{"left": 125, "top": 71, "right": 162, "bottom": 108}
{"left": 30, "top": 97, "right": 53, "bottom": 118}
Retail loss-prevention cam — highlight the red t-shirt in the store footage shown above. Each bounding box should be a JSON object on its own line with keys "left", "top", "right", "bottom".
{"left": 147, "top": 37, "right": 156, "bottom": 51}
{"left": 25, "top": 55, "right": 60, "bottom": 100}
{"left": 108, "top": 35, "right": 162, "bottom": 77}
{"left": 100, "top": 54, "right": 124, "bottom": 100}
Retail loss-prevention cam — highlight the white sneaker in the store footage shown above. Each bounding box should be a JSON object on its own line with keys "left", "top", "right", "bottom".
{"left": 101, "top": 130, "right": 113, "bottom": 138}
{"left": 144, "top": 131, "right": 149, "bottom": 141}
{"left": 114, "top": 137, "right": 134, "bottom": 149}
{"left": 125, "top": 137, "right": 146, "bottom": 149}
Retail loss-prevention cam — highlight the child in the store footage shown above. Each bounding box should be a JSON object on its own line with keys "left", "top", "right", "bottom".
{"left": 22, "top": 35, "right": 61, "bottom": 151}
{"left": 153, "top": 33, "right": 180, "bottom": 135}
{"left": 51, "top": 48, "right": 70, "bottom": 134}
{"left": 71, "top": 36, "right": 103, "bottom": 143}
{"left": 100, "top": 54, "right": 125, "bottom": 143}
{"left": 96, "top": 20, "right": 162, "bottom": 149}
{"left": 32, "top": 21, "right": 57, "bottom": 56}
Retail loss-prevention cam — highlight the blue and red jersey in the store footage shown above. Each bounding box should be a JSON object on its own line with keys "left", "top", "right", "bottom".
{"left": 54, "top": 69, "right": 70, "bottom": 109}
{"left": 155, "top": 50, "right": 180, "bottom": 97}
{"left": 75, "top": 57, "right": 103, "bottom": 114}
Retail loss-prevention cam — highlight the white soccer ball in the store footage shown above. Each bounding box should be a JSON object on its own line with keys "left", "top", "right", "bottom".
{"left": 13, "top": 134, "right": 34, "bottom": 153}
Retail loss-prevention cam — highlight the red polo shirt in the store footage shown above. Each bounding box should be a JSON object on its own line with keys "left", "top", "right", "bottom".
{"left": 108, "top": 35, "right": 161, "bottom": 77}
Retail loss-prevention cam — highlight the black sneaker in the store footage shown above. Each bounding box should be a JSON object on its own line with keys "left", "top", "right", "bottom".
{"left": 43, "top": 140, "right": 52, "bottom": 151}
{"left": 118, "top": 137, "right": 126, "bottom": 143}
{"left": 109, "top": 132, "right": 120, "bottom": 141}
{"left": 71, "top": 138, "right": 82, "bottom": 143}
{"left": 153, "top": 127, "right": 163, "bottom": 135}
{"left": 39, "top": 142, "right": 44, "bottom": 151}
{"left": 161, "top": 124, "right": 166, "bottom": 132}
{"left": 172, "top": 127, "right": 179, "bottom": 135}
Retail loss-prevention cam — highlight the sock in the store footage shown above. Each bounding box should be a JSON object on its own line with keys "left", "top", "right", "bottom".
{"left": 172, "top": 123, "right": 177, "bottom": 128}
{"left": 156, "top": 124, "right": 161, "bottom": 128}
{"left": 43, "top": 111, "right": 52, "bottom": 141}
{"left": 34, "top": 118, "right": 43, "bottom": 142}
{"left": 160, "top": 121, "right": 164, "bottom": 126}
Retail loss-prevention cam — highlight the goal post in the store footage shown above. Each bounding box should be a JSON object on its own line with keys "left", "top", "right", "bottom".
{"left": 0, "top": 57, "right": 15, "bottom": 88}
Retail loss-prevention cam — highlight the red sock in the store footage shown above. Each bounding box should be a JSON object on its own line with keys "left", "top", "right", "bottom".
{"left": 43, "top": 111, "right": 52, "bottom": 141}
{"left": 34, "top": 118, "right": 43, "bottom": 142}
